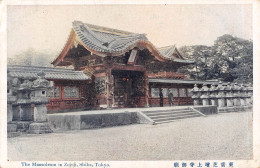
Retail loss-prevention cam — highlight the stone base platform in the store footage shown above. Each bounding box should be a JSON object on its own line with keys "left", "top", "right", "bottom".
{"left": 47, "top": 105, "right": 217, "bottom": 131}
{"left": 7, "top": 123, "right": 17, "bottom": 132}
{"left": 7, "top": 121, "right": 52, "bottom": 137}
{"left": 8, "top": 121, "right": 33, "bottom": 132}
{"left": 192, "top": 105, "right": 218, "bottom": 115}
{"left": 8, "top": 132, "right": 21, "bottom": 138}
{"left": 218, "top": 106, "right": 253, "bottom": 113}
{"left": 48, "top": 110, "right": 138, "bottom": 131}
{"left": 28, "top": 123, "right": 53, "bottom": 134}
{"left": 7, "top": 121, "right": 33, "bottom": 138}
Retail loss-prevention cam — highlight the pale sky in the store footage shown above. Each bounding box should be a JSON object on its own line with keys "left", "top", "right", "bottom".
{"left": 7, "top": 4, "right": 252, "bottom": 58}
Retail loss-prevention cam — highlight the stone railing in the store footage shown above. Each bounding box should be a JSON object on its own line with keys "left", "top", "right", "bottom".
{"left": 191, "top": 82, "right": 253, "bottom": 112}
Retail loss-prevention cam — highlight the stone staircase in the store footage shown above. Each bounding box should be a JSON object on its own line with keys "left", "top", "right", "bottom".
{"left": 142, "top": 107, "right": 205, "bottom": 124}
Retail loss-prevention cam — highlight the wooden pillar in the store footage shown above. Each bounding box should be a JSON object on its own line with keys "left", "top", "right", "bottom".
{"left": 105, "top": 56, "right": 114, "bottom": 109}
{"left": 106, "top": 68, "right": 113, "bottom": 109}
{"left": 144, "top": 71, "right": 149, "bottom": 107}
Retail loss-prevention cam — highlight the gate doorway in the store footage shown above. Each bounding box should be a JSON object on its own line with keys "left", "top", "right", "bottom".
{"left": 112, "top": 70, "right": 146, "bottom": 108}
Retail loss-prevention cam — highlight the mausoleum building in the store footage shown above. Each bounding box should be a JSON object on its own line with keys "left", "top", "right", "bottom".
{"left": 8, "top": 21, "right": 218, "bottom": 113}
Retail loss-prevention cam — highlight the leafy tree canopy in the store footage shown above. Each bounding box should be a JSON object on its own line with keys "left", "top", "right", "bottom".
{"left": 178, "top": 34, "right": 253, "bottom": 83}
{"left": 7, "top": 48, "right": 54, "bottom": 67}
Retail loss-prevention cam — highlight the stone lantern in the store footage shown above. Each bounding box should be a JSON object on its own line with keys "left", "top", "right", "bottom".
{"left": 240, "top": 84, "right": 247, "bottom": 106}
{"left": 16, "top": 80, "right": 33, "bottom": 121}
{"left": 200, "top": 84, "right": 210, "bottom": 106}
{"left": 7, "top": 72, "right": 20, "bottom": 134}
{"left": 29, "top": 71, "right": 53, "bottom": 134}
{"left": 225, "top": 82, "right": 234, "bottom": 107}
{"left": 246, "top": 83, "right": 253, "bottom": 106}
{"left": 9, "top": 78, "right": 22, "bottom": 121}
{"left": 233, "top": 82, "right": 241, "bottom": 107}
{"left": 7, "top": 72, "right": 18, "bottom": 123}
{"left": 216, "top": 81, "right": 226, "bottom": 107}
{"left": 191, "top": 84, "right": 201, "bottom": 105}
{"left": 209, "top": 84, "right": 218, "bottom": 106}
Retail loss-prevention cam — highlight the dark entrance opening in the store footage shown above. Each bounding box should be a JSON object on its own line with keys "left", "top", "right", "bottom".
{"left": 112, "top": 70, "right": 146, "bottom": 108}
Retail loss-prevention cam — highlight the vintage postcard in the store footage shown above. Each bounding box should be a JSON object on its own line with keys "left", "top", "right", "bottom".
{"left": 0, "top": 0, "right": 259, "bottom": 168}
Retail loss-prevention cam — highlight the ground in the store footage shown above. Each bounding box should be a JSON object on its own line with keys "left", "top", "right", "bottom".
{"left": 8, "top": 111, "right": 252, "bottom": 160}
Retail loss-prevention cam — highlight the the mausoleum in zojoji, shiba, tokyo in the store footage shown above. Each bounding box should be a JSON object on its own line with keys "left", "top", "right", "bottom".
{"left": 8, "top": 21, "right": 217, "bottom": 113}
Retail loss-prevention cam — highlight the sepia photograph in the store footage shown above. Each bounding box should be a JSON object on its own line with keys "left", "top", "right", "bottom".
{"left": 1, "top": 1, "right": 259, "bottom": 168}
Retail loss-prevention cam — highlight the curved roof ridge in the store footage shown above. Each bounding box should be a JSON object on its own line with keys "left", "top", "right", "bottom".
{"left": 8, "top": 65, "right": 89, "bottom": 80}
{"left": 74, "top": 20, "right": 136, "bottom": 36}
{"left": 107, "top": 33, "right": 148, "bottom": 48}
{"left": 157, "top": 45, "right": 176, "bottom": 50}
{"left": 8, "top": 64, "right": 71, "bottom": 70}
{"left": 8, "top": 64, "right": 79, "bottom": 72}
{"left": 73, "top": 21, "right": 110, "bottom": 51}
{"left": 156, "top": 45, "right": 195, "bottom": 63}
{"left": 158, "top": 46, "right": 176, "bottom": 58}
{"left": 52, "top": 21, "right": 195, "bottom": 66}
{"left": 72, "top": 21, "right": 149, "bottom": 53}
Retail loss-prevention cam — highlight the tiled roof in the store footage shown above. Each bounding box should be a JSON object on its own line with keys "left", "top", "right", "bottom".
{"left": 52, "top": 21, "right": 194, "bottom": 65}
{"left": 157, "top": 45, "right": 194, "bottom": 64}
{"left": 157, "top": 45, "right": 177, "bottom": 58}
{"left": 148, "top": 78, "right": 218, "bottom": 85}
{"left": 84, "top": 22, "right": 134, "bottom": 36}
{"left": 171, "top": 58, "right": 195, "bottom": 64}
{"left": 8, "top": 65, "right": 89, "bottom": 81}
{"left": 73, "top": 21, "right": 148, "bottom": 53}
{"left": 73, "top": 21, "right": 194, "bottom": 63}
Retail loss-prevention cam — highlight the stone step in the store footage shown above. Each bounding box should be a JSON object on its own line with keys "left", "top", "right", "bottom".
{"left": 151, "top": 112, "right": 201, "bottom": 121}
{"left": 142, "top": 108, "right": 190, "bottom": 114}
{"left": 139, "top": 107, "right": 204, "bottom": 124}
{"left": 155, "top": 115, "right": 202, "bottom": 124}
{"left": 149, "top": 111, "right": 199, "bottom": 119}
{"left": 154, "top": 114, "right": 202, "bottom": 124}
{"left": 144, "top": 110, "right": 195, "bottom": 117}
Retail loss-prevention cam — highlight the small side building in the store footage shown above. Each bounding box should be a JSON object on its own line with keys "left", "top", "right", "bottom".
{"left": 7, "top": 65, "right": 91, "bottom": 113}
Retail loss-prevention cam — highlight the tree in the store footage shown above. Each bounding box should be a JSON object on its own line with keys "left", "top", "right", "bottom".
{"left": 8, "top": 48, "right": 53, "bottom": 67}
{"left": 179, "top": 45, "right": 214, "bottom": 80}
{"left": 212, "top": 35, "right": 253, "bottom": 82}
{"left": 179, "top": 34, "right": 253, "bottom": 83}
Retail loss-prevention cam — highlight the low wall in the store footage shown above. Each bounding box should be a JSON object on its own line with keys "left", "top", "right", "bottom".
{"left": 47, "top": 106, "right": 219, "bottom": 131}
{"left": 47, "top": 111, "right": 139, "bottom": 131}
{"left": 218, "top": 106, "right": 253, "bottom": 113}
{"left": 149, "top": 97, "right": 193, "bottom": 107}
{"left": 193, "top": 105, "right": 218, "bottom": 115}
{"left": 47, "top": 115, "right": 81, "bottom": 130}
{"left": 80, "top": 112, "right": 138, "bottom": 129}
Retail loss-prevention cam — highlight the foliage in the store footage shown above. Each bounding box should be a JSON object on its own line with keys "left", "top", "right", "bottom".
{"left": 7, "top": 48, "right": 53, "bottom": 67}
{"left": 178, "top": 34, "right": 253, "bottom": 83}
{"left": 7, "top": 35, "right": 253, "bottom": 83}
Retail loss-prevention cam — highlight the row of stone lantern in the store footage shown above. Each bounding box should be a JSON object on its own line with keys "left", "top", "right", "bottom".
{"left": 191, "top": 82, "right": 253, "bottom": 108}
{"left": 7, "top": 71, "right": 53, "bottom": 134}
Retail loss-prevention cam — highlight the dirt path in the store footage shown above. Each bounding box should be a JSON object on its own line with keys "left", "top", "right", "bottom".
{"left": 8, "top": 112, "right": 252, "bottom": 160}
